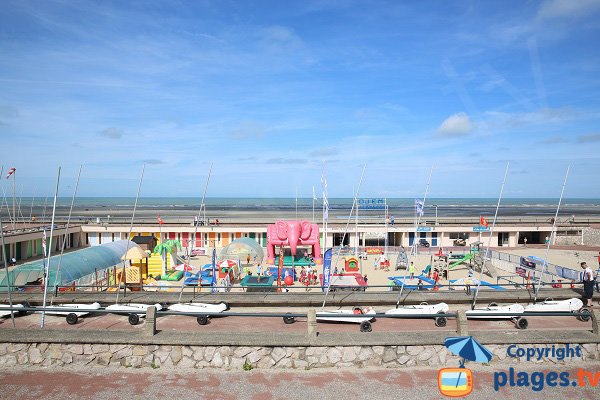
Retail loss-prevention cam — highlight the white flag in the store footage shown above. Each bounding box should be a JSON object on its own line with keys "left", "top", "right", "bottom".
{"left": 415, "top": 199, "right": 424, "bottom": 217}
{"left": 323, "top": 196, "right": 329, "bottom": 221}
{"left": 42, "top": 229, "right": 47, "bottom": 255}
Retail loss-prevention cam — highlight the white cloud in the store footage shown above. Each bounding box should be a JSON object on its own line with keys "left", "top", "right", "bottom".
{"left": 537, "top": 0, "right": 600, "bottom": 21}
{"left": 437, "top": 113, "right": 475, "bottom": 137}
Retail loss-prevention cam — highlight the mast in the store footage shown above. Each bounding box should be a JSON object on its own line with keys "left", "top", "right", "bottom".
{"left": 534, "top": 166, "right": 569, "bottom": 302}
{"left": 178, "top": 163, "right": 212, "bottom": 303}
{"left": 51, "top": 165, "right": 82, "bottom": 305}
{"left": 40, "top": 166, "right": 61, "bottom": 328}
{"left": 322, "top": 164, "right": 366, "bottom": 308}
{"left": 115, "top": 164, "right": 145, "bottom": 305}
{"left": 396, "top": 164, "right": 434, "bottom": 307}
{"left": 471, "top": 162, "right": 509, "bottom": 308}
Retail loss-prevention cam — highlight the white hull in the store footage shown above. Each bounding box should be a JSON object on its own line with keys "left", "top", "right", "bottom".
{"left": 317, "top": 308, "right": 375, "bottom": 324}
{"left": 168, "top": 302, "right": 228, "bottom": 314}
{"left": 106, "top": 303, "right": 163, "bottom": 317}
{"left": 42, "top": 302, "right": 102, "bottom": 317}
{"left": 524, "top": 298, "right": 583, "bottom": 313}
{"left": 0, "top": 304, "right": 25, "bottom": 318}
{"left": 385, "top": 302, "right": 449, "bottom": 316}
{"left": 466, "top": 304, "right": 524, "bottom": 319}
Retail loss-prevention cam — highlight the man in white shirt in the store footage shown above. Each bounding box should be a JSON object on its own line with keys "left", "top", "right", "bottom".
{"left": 581, "top": 262, "right": 594, "bottom": 307}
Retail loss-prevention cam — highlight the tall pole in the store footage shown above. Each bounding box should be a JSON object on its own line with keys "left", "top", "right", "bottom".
{"left": 40, "top": 166, "right": 61, "bottom": 328}
{"left": 312, "top": 187, "right": 316, "bottom": 224}
{"left": 471, "top": 162, "right": 509, "bottom": 308}
{"left": 179, "top": 163, "right": 212, "bottom": 303}
{"left": 534, "top": 166, "right": 570, "bottom": 302}
{"left": 51, "top": 165, "right": 82, "bottom": 305}
{"left": 396, "top": 164, "right": 434, "bottom": 307}
{"left": 116, "top": 164, "right": 145, "bottom": 305}
{"left": 12, "top": 170, "right": 16, "bottom": 229}
{"left": 0, "top": 213, "right": 16, "bottom": 327}
{"left": 322, "top": 164, "right": 366, "bottom": 308}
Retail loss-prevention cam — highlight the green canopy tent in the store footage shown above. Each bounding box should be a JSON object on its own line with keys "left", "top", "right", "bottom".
{"left": 0, "top": 240, "right": 138, "bottom": 291}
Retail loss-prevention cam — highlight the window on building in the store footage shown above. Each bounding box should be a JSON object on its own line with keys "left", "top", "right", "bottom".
{"left": 449, "top": 232, "right": 470, "bottom": 239}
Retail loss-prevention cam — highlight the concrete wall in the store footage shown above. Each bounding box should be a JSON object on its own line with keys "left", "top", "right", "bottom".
{"left": 1, "top": 342, "right": 599, "bottom": 369}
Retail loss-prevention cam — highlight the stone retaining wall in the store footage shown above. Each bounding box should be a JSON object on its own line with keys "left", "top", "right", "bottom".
{"left": 1, "top": 343, "right": 599, "bottom": 370}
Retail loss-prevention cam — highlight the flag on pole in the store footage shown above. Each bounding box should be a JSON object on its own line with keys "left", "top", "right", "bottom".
{"left": 5, "top": 167, "right": 15, "bottom": 179}
{"left": 321, "top": 173, "right": 329, "bottom": 221}
{"left": 479, "top": 216, "right": 489, "bottom": 227}
{"left": 42, "top": 229, "right": 47, "bottom": 255}
{"left": 415, "top": 199, "right": 424, "bottom": 217}
{"left": 157, "top": 214, "right": 164, "bottom": 225}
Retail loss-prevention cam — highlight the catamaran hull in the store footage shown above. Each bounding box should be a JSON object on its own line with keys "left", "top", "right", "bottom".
{"left": 524, "top": 298, "right": 583, "bottom": 313}
{"left": 168, "top": 302, "right": 228, "bottom": 314}
{"left": 0, "top": 303, "right": 27, "bottom": 318}
{"left": 316, "top": 307, "right": 375, "bottom": 324}
{"left": 385, "top": 302, "right": 449, "bottom": 316}
{"left": 385, "top": 303, "right": 449, "bottom": 327}
{"left": 466, "top": 304, "right": 525, "bottom": 320}
{"left": 41, "top": 302, "right": 102, "bottom": 317}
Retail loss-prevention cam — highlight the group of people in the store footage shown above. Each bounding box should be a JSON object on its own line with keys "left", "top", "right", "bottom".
{"left": 299, "top": 266, "right": 318, "bottom": 289}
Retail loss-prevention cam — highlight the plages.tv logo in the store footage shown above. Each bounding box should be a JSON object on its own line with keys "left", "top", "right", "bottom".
{"left": 438, "top": 336, "right": 493, "bottom": 397}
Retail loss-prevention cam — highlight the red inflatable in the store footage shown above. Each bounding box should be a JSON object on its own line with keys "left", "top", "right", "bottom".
{"left": 284, "top": 275, "right": 294, "bottom": 286}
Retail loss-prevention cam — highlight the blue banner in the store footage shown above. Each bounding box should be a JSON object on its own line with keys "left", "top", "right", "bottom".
{"left": 322, "top": 248, "right": 333, "bottom": 293}
{"left": 211, "top": 248, "right": 217, "bottom": 292}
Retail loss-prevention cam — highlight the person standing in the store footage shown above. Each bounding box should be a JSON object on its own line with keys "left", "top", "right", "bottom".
{"left": 390, "top": 215, "right": 395, "bottom": 226}
{"left": 596, "top": 252, "right": 600, "bottom": 292}
{"left": 246, "top": 254, "right": 251, "bottom": 265}
{"left": 409, "top": 261, "right": 416, "bottom": 280}
{"left": 523, "top": 237, "right": 528, "bottom": 247}
{"left": 581, "top": 262, "right": 594, "bottom": 307}
{"left": 256, "top": 262, "right": 262, "bottom": 281}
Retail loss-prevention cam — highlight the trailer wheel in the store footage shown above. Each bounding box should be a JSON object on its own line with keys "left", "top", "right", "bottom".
{"left": 66, "top": 313, "right": 78, "bottom": 325}
{"left": 435, "top": 317, "right": 447, "bottom": 327}
{"left": 19, "top": 301, "right": 31, "bottom": 316}
{"left": 283, "top": 314, "right": 295, "bottom": 324}
{"left": 128, "top": 313, "right": 140, "bottom": 325}
{"left": 360, "top": 321, "right": 372, "bottom": 332}
{"left": 488, "top": 302, "right": 498, "bottom": 308}
{"left": 516, "top": 318, "right": 528, "bottom": 330}
{"left": 197, "top": 315, "right": 209, "bottom": 325}
{"left": 578, "top": 308, "right": 591, "bottom": 322}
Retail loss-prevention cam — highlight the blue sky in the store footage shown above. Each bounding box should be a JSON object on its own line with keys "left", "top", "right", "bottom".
{"left": 0, "top": 0, "right": 599, "bottom": 198}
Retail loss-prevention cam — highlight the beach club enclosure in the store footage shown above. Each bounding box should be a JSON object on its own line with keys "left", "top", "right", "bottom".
{"left": 0, "top": 218, "right": 593, "bottom": 271}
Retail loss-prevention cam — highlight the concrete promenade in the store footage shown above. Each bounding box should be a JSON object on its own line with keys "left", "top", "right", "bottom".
{"left": 0, "top": 287, "right": 586, "bottom": 307}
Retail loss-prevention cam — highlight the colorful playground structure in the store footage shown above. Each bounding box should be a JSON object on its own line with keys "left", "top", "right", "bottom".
{"left": 266, "top": 220, "right": 322, "bottom": 267}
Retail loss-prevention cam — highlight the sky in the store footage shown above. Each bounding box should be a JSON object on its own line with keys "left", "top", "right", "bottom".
{"left": 0, "top": 0, "right": 599, "bottom": 199}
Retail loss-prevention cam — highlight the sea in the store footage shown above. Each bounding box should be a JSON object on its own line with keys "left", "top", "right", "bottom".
{"left": 10, "top": 197, "right": 600, "bottom": 218}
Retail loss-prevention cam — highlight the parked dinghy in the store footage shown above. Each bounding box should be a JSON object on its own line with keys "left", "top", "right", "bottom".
{"left": 316, "top": 307, "right": 376, "bottom": 332}
{"left": 466, "top": 303, "right": 528, "bottom": 329}
{"left": 105, "top": 303, "right": 163, "bottom": 325}
{"left": 168, "top": 302, "right": 229, "bottom": 325}
{"left": 524, "top": 298, "right": 590, "bottom": 321}
{"left": 0, "top": 303, "right": 29, "bottom": 318}
{"left": 385, "top": 302, "right": 449, "bottom": 327}
{"left": 40, "top": 302, "right": 101, "bottom": 325}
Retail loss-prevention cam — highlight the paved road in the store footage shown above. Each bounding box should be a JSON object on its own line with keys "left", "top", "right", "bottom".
{"left": 1, "top": 364, "right": 599, "bottom": 400}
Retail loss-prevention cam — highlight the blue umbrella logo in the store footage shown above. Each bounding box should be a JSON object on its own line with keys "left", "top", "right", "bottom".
{"left": 444, "top": 336, "right": 493, "bottom": 367}
{"left": 438, "top": 336, "right": 493, "bottom": 397}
